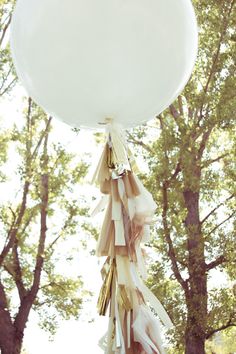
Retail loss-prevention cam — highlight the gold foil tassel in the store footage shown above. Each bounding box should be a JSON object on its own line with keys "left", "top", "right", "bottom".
{"left": 97, "top": 259, "right": 116, "bottom": 316}
{"left": 118, "top": 285, "right": 132, "bottom": 312}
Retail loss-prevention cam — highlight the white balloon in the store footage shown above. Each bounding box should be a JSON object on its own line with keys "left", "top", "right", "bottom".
{"left": 10, "top": 0, "right": 198, "bottom": 128}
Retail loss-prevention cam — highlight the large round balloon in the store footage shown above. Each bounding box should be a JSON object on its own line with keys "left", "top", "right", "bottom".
{"left": 10, "top": 0, "right": 198, "bottom": 128}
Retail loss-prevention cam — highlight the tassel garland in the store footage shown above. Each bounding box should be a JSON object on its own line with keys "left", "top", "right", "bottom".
{"left": 93, "top": 122, "right": 173, "bottom": 354}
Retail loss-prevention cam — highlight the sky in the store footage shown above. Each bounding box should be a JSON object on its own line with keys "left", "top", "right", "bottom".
{"left": 24, "top": 250, "right": 106, "bottom": 354}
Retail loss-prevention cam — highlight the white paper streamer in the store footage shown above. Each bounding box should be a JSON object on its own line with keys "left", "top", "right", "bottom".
{"left": 115, "top": 301, "right": 125, "bottom": 354}
{"left": 140, "top": 284, "right": 174, "bottom": 330}
{"left": 112, "top": 200, "right": 122, "bottom": 221}
{"left": 91, "top": 195, "right": 109, "bottom": 217}
{"left": 114, "top": 220, "right": 126, "bottom": 246}
{"left": 133, "top": 304, "right": 164, "bottom": 354}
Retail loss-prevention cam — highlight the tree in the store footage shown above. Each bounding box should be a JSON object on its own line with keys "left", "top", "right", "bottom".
{"left": 0, "top": 98, "right": 90, "bottom": 354}
{"left": 129, "top": 0, "right": 236, "bottom": 353}
{"left": 0, "top": 4, "right": 90, "bottom": 350}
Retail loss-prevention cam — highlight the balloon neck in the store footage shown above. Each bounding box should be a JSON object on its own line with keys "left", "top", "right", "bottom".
{"left": 98, "top": 118, "right": 125, "bottom": 140}
{"left": 98, "top": 117, "right": 114, "bottom": 125}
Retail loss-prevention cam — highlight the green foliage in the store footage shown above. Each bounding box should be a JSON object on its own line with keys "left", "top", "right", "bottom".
{"left": 206, "top": 328, "right": 236, "bottom": 354}
{"left": 35, "top": 274, "right": 89, "bottom": 337}
{"left": 147, "top": 262, "right": 187, "bottom": 352}
{"left": 0, "top": 131, "right": 9, "bottom": 181}
{"left": 208, "top": 287, "right": 236, "bottom": 333}
{"left": 0, "top": 1, "right": 17, "bottom": 96}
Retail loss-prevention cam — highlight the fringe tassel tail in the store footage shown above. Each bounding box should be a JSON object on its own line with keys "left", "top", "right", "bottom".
{"left": 94, "top": 122, "right": 173, "bottom": 354}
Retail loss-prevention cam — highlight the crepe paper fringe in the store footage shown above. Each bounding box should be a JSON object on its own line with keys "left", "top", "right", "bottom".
{"left": 94, "top": 122, "right": 173, "bottom": 354}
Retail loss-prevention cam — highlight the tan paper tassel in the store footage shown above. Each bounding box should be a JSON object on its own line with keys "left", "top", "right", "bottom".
{"left": 92, "top": 143, "right": 110, "bottom": 185}
{"left": 96, "top": 198, "right": 114, "bottom": 256}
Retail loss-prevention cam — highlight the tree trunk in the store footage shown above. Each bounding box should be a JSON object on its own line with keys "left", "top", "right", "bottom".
{"left": 0, "top": 326, "right": 23, "bottom": 354}
{"left": 0, "top": 311, "right": 25, "bottom": 354}
{"left": 12, "top": 329, "right": 24, "bottom": 354}
{"left": 0, "top": 330, "right": 15, "bottom": 354}
{"left": 0, "top": 341, "right": 23, "bottom": 354}
{"left": 185, "top": 332, "right": 205, "bottom": 354}
{"left": 0, "top": 281, "right": 15, "bottom": 354}
{"left": 183, "top": 187, "right": 207, "bottom": 354}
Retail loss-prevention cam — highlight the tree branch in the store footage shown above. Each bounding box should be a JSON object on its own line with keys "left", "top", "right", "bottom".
{"left": 158, "top": 115, "right": 170, "bottom": 165}
{"left": 198, "top": 0, "right": 236, "bottom": 124}
{"left": 0, "top": 180, "right": 30, "bottom": 267}
{"left": 169, "top": 104, "right": 180, "bottom": 120}
{"left": 158, "top": 114, "right": 182, "bottom": 184}
{"left": 188, "top": 106, "right": 194, "bottom": 120}
{"left": 31, "top": 116, "right": 52, "bottom": 160}
{"left": 25, "top": 98, "right": 33, "bottom": 174}
{"left": 201, "top": 194, "right": 235, "bottom": 224}
{"left": 0, "top": 279, "right": 9, "bottom": 311}
{"left": 12, "top": 241, "right": 28, "bottom": 300}
{"left": 169, "top": 161, "right": 181, "bottom": 183}
{"left": 0, "top": 14, "right": 11, "bottom": 48}
{"left": 18, "top": 206, "right": 39, "bottom": 237}
{"left": 178, "top": 96, "right": 184, "bottom": 116}
{"left": 126, "top": 132, "right": 153, "bottom": 154}
{"left": 207, "top": 211, "right": 236, "bottom": 237}
{"left": 14, "top": 119, "right": 51, "bottom": 337}
{"left": 161, "top": 182, "right": 189, "bottom": 294}
{"left": 197, "top": 126, "right": 214, "bottom": 159}
{"left": 47, "top": 211, "right": 75, "bottom": 252}
{"left": 0, "top": 77, "right": 17, "bottom": 97}
{"left": 30, "top": 174, "right": 48, "bottom": 296}
{"left": 206, "top": 316, "right": 236, "bottom": 339}
{"left": 205, "top": 255, "right": 226, "bottom": 271}
{"left": 30, "top": 124, "right": 50, "bottom": 298}
{"left": 169, "top": 103, "right": 186, "bottom": 133}
{"left": 201, "top": 153, "right": 230, "bottom": 169}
